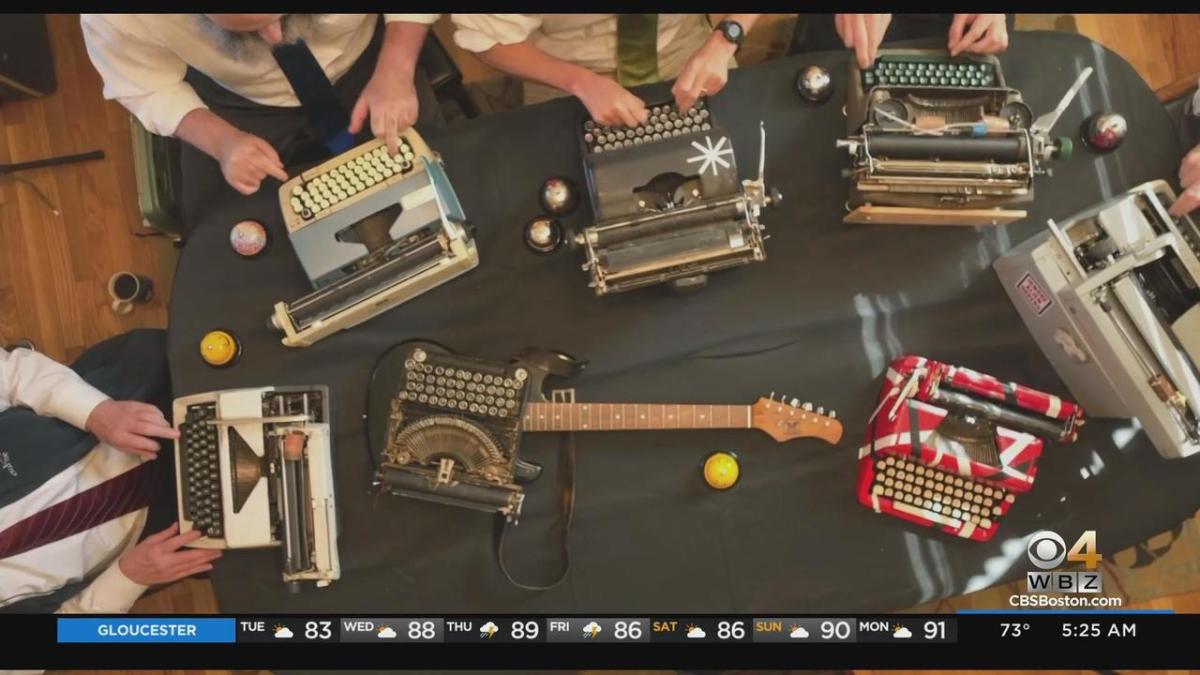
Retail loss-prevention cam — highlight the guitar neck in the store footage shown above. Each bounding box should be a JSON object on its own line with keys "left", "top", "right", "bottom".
{"left": 522, "top": 402, "right": 752, "bottom": 433}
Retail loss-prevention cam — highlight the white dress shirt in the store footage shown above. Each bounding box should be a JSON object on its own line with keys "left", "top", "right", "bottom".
{"left": 0, "top": 347, "right": 149, "bottom": 614}
{"left": 81, "top": 13, "right": 440, "bottom": 136}
{"left": 451, "top": 14, "right": 703, "bottom": 73}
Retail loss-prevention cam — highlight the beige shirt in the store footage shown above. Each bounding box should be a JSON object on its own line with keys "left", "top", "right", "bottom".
{"left": 81, "top": 13, "right": 439, "bottom": 136}
{"left": 451, "top": 14, "right": 708, "bottom": 74}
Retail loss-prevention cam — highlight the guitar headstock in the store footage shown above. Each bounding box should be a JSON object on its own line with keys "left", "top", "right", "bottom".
{"left": 751, "top": 396, "right": 844, "bottom": 445}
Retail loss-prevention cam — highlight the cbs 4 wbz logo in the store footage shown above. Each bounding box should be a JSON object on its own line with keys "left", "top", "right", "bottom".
{"left": 1026, "top": 530, "right": 1103, "bottom": 593}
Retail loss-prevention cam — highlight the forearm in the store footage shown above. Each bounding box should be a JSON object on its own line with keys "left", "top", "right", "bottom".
{"left": 476, "top": 41, "right": 600, "bottom": 98}
{"left": 173, "top": 108, "right": 241, "bottom": 161}
{"left": 375, "top": 21, "right": 428, "bottom": 82}
{"left": 56, "top": 557, "right": 148, "bottom": 615}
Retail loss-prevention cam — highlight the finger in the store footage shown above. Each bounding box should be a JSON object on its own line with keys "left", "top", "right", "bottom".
{"left": 948, "top": 14, "right": 971, "bottom": 51}
{"left": 1181, "top": 154, "right": 1200, "bottom": 186}
{"left": 147, "top": 522, "right": 181, "bottom": 544}
{"left": 624, "top": 96, "right": 648, "bottom": 127}
{"left": 251, "top": 151, "right": 288, "bottom": 183}
{"left": 171, "top": 563, "right": 215, "bottom": 582}
{"left": 117, "top": 432, "right": 161, "bottom": 454}
{"left": 133, "top": 421, "right": 180, "bottom": 440}
{"left": 675, "top": 85, "right": 698, "bottom": 114}
{"left": 386, "top": 115, "right": 399, "bottom": 157}
{"left": 162, "top": 528, "right": 206, "bottom": 551}
{"left": 349, "top": 96, "right": 369, "bottom": 135}
{"left": 1170, "top": 188, "right": 1200, "bottom": 216}
{"left": 133, "top": 405, "right": 169, "bottom": 423}
{"left": 835, "top": 15, "right": 848, "bottom": 46}
{"left": 957, "top": 20, "right": 989, "bottom": 56}
{"left": 167, "top": 548, "right": 224, "bottom": 567}
{"left": 251, "top": 139, "right": 287, "bottom": 179}
{"left": 853, "top": 17, "right": 873, "bottom": 70}
{"left": 229, "top": 175, "right": 257, "bottom": 195}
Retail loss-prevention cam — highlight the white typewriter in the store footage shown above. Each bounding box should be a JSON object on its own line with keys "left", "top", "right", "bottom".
{"left": 271, "top": 131, "right": 478, "bottom": 347}
{"left": 995, "top": 180, "right": 1200, "bottom": 459}
{"left": 173, "top": 386, "right": 340, "bottom": 590}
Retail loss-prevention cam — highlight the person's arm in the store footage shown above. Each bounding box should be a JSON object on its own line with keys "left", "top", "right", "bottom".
{"left": 0, "top": 347, "right": 178, "bottom": 457}
{"left": 350, "top": 16, "right": 438, "bottom": 155}
{"left": 452, "top": 14, "right": 647, "bottom": 127}
{"left": 672, "top": 14, "right": 762, "bottom": 111}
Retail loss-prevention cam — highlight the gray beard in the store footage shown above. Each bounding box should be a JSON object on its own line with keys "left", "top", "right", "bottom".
{"left": 194, "top": 13, "right": 328, "bottom": 60}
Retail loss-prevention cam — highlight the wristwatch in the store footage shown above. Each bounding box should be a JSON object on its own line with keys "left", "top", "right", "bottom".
{"left": 714, "top": 20, "right": 745, "bottom": 52}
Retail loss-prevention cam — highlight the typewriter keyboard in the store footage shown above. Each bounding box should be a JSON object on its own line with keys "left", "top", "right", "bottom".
{"left": 179, "top": 403, "right": 224, "bottom": 538}
{"left": 869, "top": 454, "right": 1011, "bottom": 529}
{"left": 863, "top": 56, "right": 996, "bottom": 89}
{"left": 399, "top": 349, "right": 528, "bottom": 419}
{"left": 288, "top": 140, "right": 417, "bottom": 221}
{"left": 583, "top": 100, "right": 712, "bottom": 154}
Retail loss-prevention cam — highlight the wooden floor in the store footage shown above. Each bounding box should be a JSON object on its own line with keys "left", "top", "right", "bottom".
{"left": 3, "top": 13, "right": 1199, "bottom": 675}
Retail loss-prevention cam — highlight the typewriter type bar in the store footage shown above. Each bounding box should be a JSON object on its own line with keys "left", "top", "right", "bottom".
{"left": 996, "top": 181, "right": 1200, "bottom": 458}
{"left": 272, "top": 132, "right": 478, "bottom": 347}
{"left": 173, "top": 386, "right": 340, "bottom": 590}
{"left": 577, "top": 99, "right": 778, "bottom": 295}
{"left": 840, "top": 49, "right": 1073, "bottom": 227}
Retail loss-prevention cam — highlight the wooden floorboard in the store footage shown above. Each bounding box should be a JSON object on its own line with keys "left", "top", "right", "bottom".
{"left": 5, "top": 13, "right": 1199, "bottom": 675}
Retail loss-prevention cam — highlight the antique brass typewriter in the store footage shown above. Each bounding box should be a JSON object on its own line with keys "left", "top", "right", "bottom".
{"left": 271, "top": 132, "right": 478, "bottom": 347}
{"left": 173, "top": 386, "right": 340, "bottom": 590}
{"left": 996, "top": 181, "right": 1200, "bottom": 459}
{"left": 577, "top": 99, "right": 780, "bottom": 294}
{"left": 374, "top": 342, "right": 540, "bottom": 519}
{"left": 840, "top": 50, "right": 1085, "bottom": 226}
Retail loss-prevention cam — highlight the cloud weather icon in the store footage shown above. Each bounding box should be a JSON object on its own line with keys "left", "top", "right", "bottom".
{"left": 480, "top": 621, "right": 499, "bottom": 639}
{"left": 789, "top": 625, "right": 809, "bottom": 639}
{"left": 273, "top": 625, "right": 294, "bottom": 639}
{"left": 893, "top": 625, "right": 913, "bottom": 639}
{"left": 377, "top": 626, "right": 397, "bottom": 639}
{"left": 686, "top": 625, "right": 706, "bottom": 639}
{"left": 583, "top": 621, "right": 602, "bottom": 639}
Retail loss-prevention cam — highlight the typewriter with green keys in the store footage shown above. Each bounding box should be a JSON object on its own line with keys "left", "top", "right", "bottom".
{"left": 840, "top": 50, "right": 1086, "bottom": 227}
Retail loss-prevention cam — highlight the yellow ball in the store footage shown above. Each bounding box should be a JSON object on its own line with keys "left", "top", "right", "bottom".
{"left": 200, "top": 330, "right": 239, "bottom": 367}
{"left": 703, "top": 452, "right": 740, "bottom": 490}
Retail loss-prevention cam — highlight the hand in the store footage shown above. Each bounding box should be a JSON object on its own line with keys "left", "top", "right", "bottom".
{"left": 1169, "top": 146, "right": 1200, "bottom": 216}
{"left": 575, "top": 73, "right": 648, "bottom": 128}
{"left": 349, "top": 70, "right": 420, "bottom": 156}
{"left": 672, "top": 34, "right": 737, "bottom": 111}
{"left": 835, "top": 14, "right": 892, "bottom": 70}
{"left": 85, "top": 400, "right": 180, "bottom": 459}
{"left": 214, "top": 129, "right": 288, "bottom": 195}
{"left": 119, "top": 523, "right": 222, "bottom": 587}
{"left": 949, "top": 14, "right": 1009, "bottom": 56}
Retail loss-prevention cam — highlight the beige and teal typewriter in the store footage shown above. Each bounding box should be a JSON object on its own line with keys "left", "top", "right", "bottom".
{"left": 577, "top": 98, "right": 780, "bottom": 295}
{"left": 173, "top": 386, "right": 340, "bottom": 591}
{"left": 271, "top": 131, "right": 478, "bottom": 347}
{"left": 840, "top": 50, "right": 1087, "bottom": 226}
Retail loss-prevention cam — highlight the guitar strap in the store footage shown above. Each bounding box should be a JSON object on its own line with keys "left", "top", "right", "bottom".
{"left": 493, "top": 430, "right": 576, "bottom": 591}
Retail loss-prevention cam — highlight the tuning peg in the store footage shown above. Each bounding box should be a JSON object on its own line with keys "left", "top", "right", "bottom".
{"left": 768, "top": 391, "right": 776, "bottom": 401}
{"left": 830, "top": 410, "right": 838, "bottom": 419}
{"left": 802, "top": 402, "right": 813, "bottom": 411}
{"left": 817, "top": 406, "right": 825, "bottom": 415}
{"left": 789, "top": 398, "right": 800, "bottom": 408}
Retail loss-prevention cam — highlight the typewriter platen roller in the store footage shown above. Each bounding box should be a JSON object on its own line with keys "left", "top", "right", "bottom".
{"left": 577, "top": 99, "right": 780, "bottom": 295}
{"left": 173, "top": 386, "right": 340, "bottom": 591}
{"left": 271, "top": 132, "right": 478, "bottom": 347}
{"left": 840, "top": 50, "right": 1080, "bottom": 226}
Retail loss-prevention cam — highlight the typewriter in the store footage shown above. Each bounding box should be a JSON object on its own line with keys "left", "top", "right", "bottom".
{"left": 858, "top": 356, "right": 1083, "bottom": 541}
{"left": 271, "top": 132, "right": 478, "bottom": 347}
{"left": 576, "top": 98, "right": 780, "bottom": 294}
{"left": 173, "top": 386, "right": 340, "bottom": 590}
{"left": 995, "top": 180, "right": 1200, "bottom": 459}
{"left": 373, "top": 342, "right": 539, "bottom": 519}
{"left": 840, "top": 50, "right": 1083, "bottom": 226}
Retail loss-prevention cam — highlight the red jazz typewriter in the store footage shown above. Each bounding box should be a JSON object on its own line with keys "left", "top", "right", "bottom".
{"left": 857, "top": 356, "right": 1084, "bottom": 541}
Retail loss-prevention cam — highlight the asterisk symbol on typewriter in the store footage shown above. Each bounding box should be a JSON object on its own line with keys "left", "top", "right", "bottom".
{"left": 686, "top": 135, "right": 734, "bottom": 177}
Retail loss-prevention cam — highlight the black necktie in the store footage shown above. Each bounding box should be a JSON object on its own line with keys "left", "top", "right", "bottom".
{"left": 271, "top": 39, "right": 355, "bottom": 154}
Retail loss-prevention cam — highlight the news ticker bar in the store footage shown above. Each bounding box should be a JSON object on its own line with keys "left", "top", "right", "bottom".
{"left": 57, "top": 616, "right": 955, "bottom": 644}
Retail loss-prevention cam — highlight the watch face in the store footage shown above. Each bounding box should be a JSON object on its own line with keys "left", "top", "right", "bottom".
{"left": 726, "top": 23, "right": 743, "bottom": 41}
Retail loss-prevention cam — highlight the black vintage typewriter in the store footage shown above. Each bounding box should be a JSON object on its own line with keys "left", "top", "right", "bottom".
{"left": 173, "top": 386, "right": 340, "bottom": 590}
{"left": 576, "top": 98, "right": 780, "bottom": 295}
{"left": 373, "top": 342, "right": 541, "bottom": 519}
{"left": 840, "top": 50, "right": 1086, "bottom": 226}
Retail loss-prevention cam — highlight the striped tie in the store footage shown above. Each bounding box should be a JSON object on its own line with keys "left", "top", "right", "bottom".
{"left": 0, "top": 460, "right": 155, "bottom": 560}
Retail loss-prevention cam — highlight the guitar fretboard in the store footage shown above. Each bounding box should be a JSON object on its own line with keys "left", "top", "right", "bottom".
{"left": 521, "top": 403, "right": 751, "bottom": 433}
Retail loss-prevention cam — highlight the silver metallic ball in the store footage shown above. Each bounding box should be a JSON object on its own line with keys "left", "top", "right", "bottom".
{"left": 524, "top": 216, "right": 563, "bottom": 253}
{"left": 1082, "top": 111, "right": 1127, "bottom": 152}
{"left": 539, "top": 176, "right": 579, "bottom": 216}
{"left": 796, "top": 65, "right": 833, "bottom": 104}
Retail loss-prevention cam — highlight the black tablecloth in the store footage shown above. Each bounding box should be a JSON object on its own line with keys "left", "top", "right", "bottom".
{"left": 169, "top": 31, "right": 1200, "bottom": 613}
